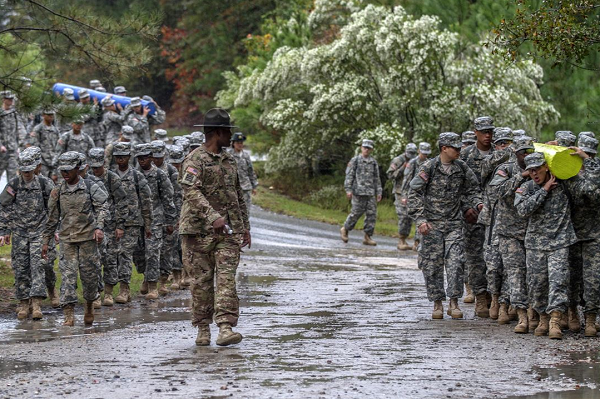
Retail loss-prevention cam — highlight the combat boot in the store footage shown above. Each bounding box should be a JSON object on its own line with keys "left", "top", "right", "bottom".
{"left": 145, "top": 282, "right": 159, "bottom": 300}
{"left": 114, "top": 283, "right": 130, "bottom": 304}
{"left": 397, "top": 235, "right": 411, "bottom": 251}
{"left": 559, "top": 311, "right": 568, "bottom": 330}
{"left": 447, "top": 298, "right": 463, "bottom": 319}
{"left": 463, "top": 284, "right": 474, "bottom": 304}
{"left": 528, "top": 306, "right": 539, "bottom": 332}
{"left": 549, "top": 311, "right": 563, "bottom": 340}
{"left": 362, "top": 233, "right": 376, "bottom": 246}
{"left": 158, "top": 275, "right": 170, "bottom": 296}
{"left": 31, "top": 297, "right": 43, "bottom": 320}
{"left": 84, "top": 300, "right": 95, "bottom": 325}
{"left": 216, "top": 323, "right": 243, "bottom": 346}
{"left": 534, "top": 312, "right": 550, "bottom": 336}
{"left": 103, "top": 284, "right": 114, "bottom": 306}
{"left": 432, "top": 300, "right": 443, "bottom": 320}
{"left": 63, "top": 304, "right": 75, "bottom": 326}
{"left": 92, "top": 294, "right": 101, "bottom": 309}
{"left": 475, "top": 293, "right": 489, "bottom": 318}
{"left": 340, "top": 227, "right": 349, "bottom": 243}
{"left": 170, "top": 270, "right": 182, "bottom": 291}
{"left": 584, "top": 312, "right": 597, "bottom": 337}
{"left": 489, "top": 294, "right": 500, "bottom": 320}
{"left": 180, "top": 269, "right": 191, "bottom": 289}
{"left": 508, "top": 305, "right": 518, "bottom": 321}
{"left": 195, "top": 325, "right": 211, "bottom": 346}
{"left": 140, "top": 279, "right": 149, "bottom": 295}
{"left": 16, "top": 299, "right": 29, "bottom": 320}
{"left": 47, "top": 286, "right": 60, "bottom": 308}
{"left": 412, "top": 239, "right": 419, "bottom": 251}
{"left": 497, "top": 303, "right": 510, "bottom": 325}
{"left": 514, "top": 308, "right": 529, "bottom": 334}
{"left": 568, "top": 306, "right": 581, "bottom": 332}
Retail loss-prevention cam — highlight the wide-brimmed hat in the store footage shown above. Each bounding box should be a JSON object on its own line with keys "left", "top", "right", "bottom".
{"left": 194, "top": 108, "right": 237, "bottom": 128}
{"left": 231, "top": 132, "right": 246, "bottom": 142}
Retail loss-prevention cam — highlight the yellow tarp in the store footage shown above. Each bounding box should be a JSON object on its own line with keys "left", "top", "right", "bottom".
{"left": 533, "top": 143, "right": 582, "bottom": 180}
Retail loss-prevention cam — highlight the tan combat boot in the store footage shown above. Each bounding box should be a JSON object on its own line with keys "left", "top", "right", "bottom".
{"left": 514, "top": 308, "right": 529, "bottom": 334}
{"left": 114, "top": 283, "right": 130, "bottom": 304}
{"left": 489, "top": 294, "right": 500, "bottom": 320}
{"left": 432, "top": 300, "right": 443, "bottom": 320}
{"left": 534, "top": 312, "right": 550, "bottom": 336}
{"left": 180, "top": 269, "right": 191, "bottom": 289}
{"left": 362, "top": 233, "right": 376, "bottom": 246}
{"left": 412, "top": 239, "right": 419, "bottom": 251}
{"left": 447, "top": 298, "right": 463, "bottom": 319}
{"left": 158, "top": 275, "right": 170, "bottom": 296}
{"left": 508, "top": 305, "right": 518, "bottom": 321}
{"left": 195, "top": 325, "right": 211, "bottom": 346}
{"left": 340, "top": 227, "right": 349, "bottom": 243}
{"left": 63, "top": 304, "right": 75, "bottom": 326}
{"left": 549, "top": 311, "right": 563, "bottom": 339}
{"left": 463, "top": 284, "right": 474, "bottom": 304}
{"left": 397, "top": 235, "right": 411, "bottom": 251}
{"left": 17, "top": 299, "right": 29, "bottom": 320}
{"left": 103, "top": 284, "right": 114, "bottom": 306}
{"left": 475, "top": 293, "right": 490, "bottom": 318}
{"left": 497, "top": 303, "right": 510, "bottom": 325}
{"left": 559, "top": 311, "right": 568, "bottom": 330}
{"left": 84, "top": 300, "right": 94, "bottom": 325}
{"left": 568, "top": 306, "right": 581, "bottom": 332}
{"left": 31, "top": 297, "right": 43, "bottom": 320}
{"left": 47, "top": 286, "right": 60, "bottom": 308}
{"left": 145, "top": 282, "right": 159, "bottom": 300}
{"left": 170, "top": 270, "right": 182, "bottom": 291}
{"left": 140, "top": 279, "right": 149, "bottom": 295}
{"left": 92, "top": 294, "right": 102, "bottom": 309}
{"left": 528, "top": 307, "right": 539, "bottom": 332}
{"left": 216, "top": 323, "right": 243, "bottom": 346}
{"left": 584, "top": 312, "right": 597, "bottom": 337}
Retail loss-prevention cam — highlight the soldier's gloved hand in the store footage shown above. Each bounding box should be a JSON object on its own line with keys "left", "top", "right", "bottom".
{"left": 93, "top": 229, "right": 104, "bottom": 244}
{"left": 242, "top": 230, "right": 251, "bottom": 249}
{"left": 418, "top": 222, "right": 432, "bottom": 236}
{"left": 212, "top": 217, "right": 226, "bottom": 235}
{"left": 166, "top": 225, "right": 174, "bottom": 235}
{"left": 42, "top": 244, "right": 48, "bottom": 260}
{"left": 115, "top": 228, "right": 124, "bottom": 240}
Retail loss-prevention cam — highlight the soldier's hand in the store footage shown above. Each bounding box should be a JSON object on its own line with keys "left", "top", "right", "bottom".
{"left": 0, "top": 146, "right": 6, "bottom": 153}
{"left": 376, "top": 194, "right": 382, "bottom": 202}
{"left": 166, "top": 225, "right": 174, "bottom": 235}
{"left": 93, "top": 229, "right": 104, "bottom": 243}
{"left": 252, "top": 189, "right": 257, "bottom": 196}
{"left": 546, "top": 140, "right": 558, "bottom": 146}
{"left": 242, "top": 230, "right": 251, "bottom": 249}
{"left": 346, "top": 192, "right": 352, "bottom": 200}
{"left": 401, "top": 198, "right": 407, "bottom": 206}
{"left": 0, "top": 236, "right": 4, "bottom": 247}
{"left": 54, "top": 232, "right": 59, "bottom": 243}
{"left": 418, "top": 222, "right": 432, "bottom": 236}
{"left": 464, "top": 208, "right": 479, "bottom": 224}
{"left": 143, "top": 106, "right": 150, "bottom": 116}
{"left": 543, "top": 173, "right": 558, "bottom": 192}
{"left": 3, "top": 234, "right": 10, "bottom": 246}
{"left": 116, "top": 103, "right": 123, "bottom": 111}
{"left": 42, "top": 244, "right": 48, "bottom": 260}
{"left": 213, "top": 217, "right": 226, "bottom": 234}
{"left": 115, "top": 228, "right": 124, "bottom": 240}
{"left": 569, "top": 146, "right": 590, "bottom": 159}
{"left": 521, "top": 170, "right": 530, "bottom": 178}
{"left": 145, "top": 229, "right": 152, "bottom": 239}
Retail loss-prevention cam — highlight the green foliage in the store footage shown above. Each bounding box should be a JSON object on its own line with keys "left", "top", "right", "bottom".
{"left": 309, "top": 185, "right": 350, "bottom": 212}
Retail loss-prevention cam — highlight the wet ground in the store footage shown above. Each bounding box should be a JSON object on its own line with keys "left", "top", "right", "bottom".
{"left": 1, "top": 207, "right": 600, "bottom": 398}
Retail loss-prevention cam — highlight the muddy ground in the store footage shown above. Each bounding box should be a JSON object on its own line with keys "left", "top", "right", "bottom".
{"left": 0, "top": 207, "right": 599, "bottom": 398}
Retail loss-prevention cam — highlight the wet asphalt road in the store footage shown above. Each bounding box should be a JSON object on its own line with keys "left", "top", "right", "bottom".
{"left": 1, "top": 206, "right": 600, "bottom": 398}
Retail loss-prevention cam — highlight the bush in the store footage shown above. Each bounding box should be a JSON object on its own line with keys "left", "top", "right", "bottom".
{"left": 309, "top": 185, "right": 350, "bottom": 212}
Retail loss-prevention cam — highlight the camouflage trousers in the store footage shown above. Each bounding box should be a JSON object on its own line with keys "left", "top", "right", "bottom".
{"left": 344, "top": 195, "right": 377, "bottom": 236}
{"left": 133, "top": 226, "right": 163, "bottom": 283}
{"left": 117, "top": 226, "right": 141, "bottom": 284}
{"left": 571, "top": 240, "right": 600, "bottom": 313}
{"left": 394, "top": 194, "right": 412, "bottom": 237}
{"left": 463, "top": 222, "right": 487, "bottom": 295}
{"left": 98, "top": 228, "right": 119, "bottom": 288}
{"left": 526, "top": 247, "right": 569, "bottom": 314}
{"left": 0, "top": 150, "right": 18, "bottom": 181}
{"left": 498, "top": 236, "right": 528, "bottom": 309}
{"left": 160, "top": 227, "right": 177, "bottom": 277}
{"left": 182, "top": 233, "right": 241, "bottom": 327}
{"left": 172, "top": 232, "right": 183, "bottom": 272}
{"left": 484, "top": 244, "right": 509, "bottom": 303}
{"left": 43, "top": 243, "right": 57, "bottom": 291}
{"left": 567, "top": 242, "right": 584, "bottom": 308}
{"left": 59, "top": 240, "right": 100, "bottom": 305}
{"left": 243, "top": 190, "right": 252, "bottom": 216}
{"left": 11, "top": 234, "right": 46, "bottom": 300}
{"left": 418, "top": 226, "right": 464, "bottom": 301}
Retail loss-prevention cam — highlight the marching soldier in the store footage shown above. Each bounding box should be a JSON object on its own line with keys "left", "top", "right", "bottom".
{"left": 387, "top": 143, "right": 417, "bottom": 250}
{"left": 229, "top": 133, "right": 258, "bottom": 215}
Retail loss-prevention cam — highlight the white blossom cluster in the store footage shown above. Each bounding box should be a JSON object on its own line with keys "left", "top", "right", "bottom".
{"left": 217, "top": 0, "right": 560, "bottom": 173}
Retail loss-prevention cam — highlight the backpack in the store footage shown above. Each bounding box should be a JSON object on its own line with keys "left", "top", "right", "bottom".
{"left": 5, "top": 175, "right": 50, "bottom": 209}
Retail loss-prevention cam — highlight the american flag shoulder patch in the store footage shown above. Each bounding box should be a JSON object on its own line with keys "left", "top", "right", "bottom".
{"left": 186, "top": 167, "right": 199, "bottom": 175}
{"left": 6, "top": 186, "right": 15, "bottom": 196}
{"left": 419, "top": 171, "right": 428, "bottom": 182}
{"left": 516, "top": 188, "right": 524, "bottom": 194}
{"left": 496, "top": 169, "right": 507, "bottom": 177}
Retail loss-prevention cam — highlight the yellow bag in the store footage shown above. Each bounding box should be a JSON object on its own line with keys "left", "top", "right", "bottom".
{"left": 533, "top": 143, "right": 582, "bottom": 180}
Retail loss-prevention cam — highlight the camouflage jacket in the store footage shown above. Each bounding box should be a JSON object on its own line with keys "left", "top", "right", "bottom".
{"left": 567, "top": 159, "right": 600, "bottom": 241}
{"left": 158, "top": 162, "right": 182, "bottom": 217}
{"left": 53, "top": 130, "right": 95, "bottom": 165}
{"left": 102, "top": 110, "right": 124, "bottom": 144}
{"left": 489, "top": 161, "right": 529, "bottom": 240}
{"left": 408, "top": 156, "right": 482, "bottom": 231}
{"left": 0, "top": 175, "right": 54, "bottom": 237}
{"left": 43, "top": 177, "right": 109, "bottom": 245}
{"left": 179, "top": 147, "right": 249, "bottom": 236}
{"left": 138, "top": 164, "right": 176, "bottom": 228}
{"left": 229, "top": 149, "right": 258, "bottom": 191}
{"left": 400, "top": 156, "right": 427, "bottom": 200}
{"left": 386, "top": 153, "right": 410, "bottom": 194}
{"left": 478, "top": 151, "right": 517, "bottom": 227}
{"left": 126, "top": 112, "right": 150, "bottom": 144}
{"left": 149, "top": 107, "right": 166, "bottom": 126}
{"left": 28, "top": 122, "right": 60, "bottom": 168}
{"left": 116, "top": 167, "right": 152, "bottom": 230}
{"left": 345, "top": 155, "right": 382, "bottom": 197}
{"left": 87, "top": 170, "right": 128, "bottom": 230}
{"left": 0, "top": 107, "right": 26, "bottom": 152}
{"left": 460, "top": 144, "right": 494, "bottom": 188}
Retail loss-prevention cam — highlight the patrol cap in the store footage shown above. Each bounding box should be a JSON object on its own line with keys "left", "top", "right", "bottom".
{"left": 150, "top": 140, "right": 166, "bottom": 157}
{"left": 23, "top": 146, "right": 42, "bottom": 165}
{"left": 514, "top": 136, "right": 535, "bottom": 152}
{"left": 114, "top": 86, "right": 127, "bottom": 95}
{"left": 121, "top": 125, "right": 134, "bottom": 139}
{"left": 419, "top": 142, "right": 432, "bottom": 155}
{"left": 2, "top": 90, "right": 15, "bottom": 99}
{"left": 361, "top": 139, "right": 374, "bottom": 149}
{"left": 493, "top": 127, "right": 513, "bottom": 144}
{"left": 101, "top": 96, "right": 115, "bottom": 107}
{"left": 555, "top": 130, "right": 576, "bottom": 147}
{"left": 578, "top": 135, "right": 598, "bottom": 154}
{"left": 57, "top": 151, "right": 82, "bottom": 171}
{"left": 474, "top": 116, "right": 494, "bottom": 132}
{"left": 71, "top": 117, "right": 84, "bottom": 125}
{"left": 579, "top": 131, "right": 596, "bottom": 139}
{"left": 96, "top": 86, "right": 107, "bottom": 93}
{"left": 406, "top": 143, "right": 418, "bottom": 154}
{"left": 134, "top": 143, "right": 152, "bottom": 157}
{"left": 18, "top": 152, "right": 38, "bottom": 172}
{"left": 113, "top": 142, "right": 132, "bottom": 156}
{"left": 89, "top": 79, "right": 101, "bottom": 88}
{"left": 63, "top": 88, "right": 75, "bottom": 101}
{"left": 513, "top": 129, "right": 526, "bottom": 138}
{"left": 130, "top": 97, "right": 142, "bottom": 107}
{"left": 76, "top": 152, "right": 87, "bottom": 170}
{"left": 88, "top": 147, "right": 106, "bottom": 167}
{"left": 191, "top": 131, "right": 205, "bottom": 143}
{"left": 462, "top": 131, "right": 476, "bottom": 144}
{"left": 438, "top": 132, "right": 462, "bottom": 149}
{"left": 154, "top": 129, "right": 168, "bottom": 141}
{"left": 169, "top": 145, "right": 185, "bottom": 163}
{"left": 42, "top": 107, "right": 55, "bottom": 115}
{"left": 173, "top": 137, "right": 190, "bottom": 152}
{"left": 78, "top": 89, "right": 90, "bottom": 99}
{"left": 524, "top": 152, "right": 546, "bottom": 170}
{"left": 142, "top": 95, "right": 154, "bottom": 102}
{"left": 231, "top": 132, "right": 246, "bottom": 142}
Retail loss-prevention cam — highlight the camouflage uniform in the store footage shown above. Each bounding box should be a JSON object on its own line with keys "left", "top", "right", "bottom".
{"left": 387, "top": 145, "right": 417, "bottom": 236}
{"left": 28, "top": 121, "right": 60, "bottom": 178}
{"left": 126, "top": 109, "right": 150, "bottom": 145}
{"left": 102, "top": 110, "right": 124, "bottom": 145}
{"left": 53, "top": 130, "right": 95, "bottom": 165}
{"left": 180, "top": 146, "right": 249, "bottom": 327}
{"left": 229, "top": 148, "right": 258, "bottom": 214}
{"left": 0, "top": 106, "right": 26, "bottom": 181}
{"left": 343, "top": 152, "right": 382, "bottom": 237}
{"left": 400, "top": 154, "right": 428, "bottom": 245}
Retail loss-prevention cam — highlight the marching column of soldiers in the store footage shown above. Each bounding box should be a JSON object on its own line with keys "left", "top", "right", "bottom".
{"left": 343, "top": 116, "right": 600, "bottom": 339}
{"left": 0, "top": 83, "right": 256, "bottom": 346}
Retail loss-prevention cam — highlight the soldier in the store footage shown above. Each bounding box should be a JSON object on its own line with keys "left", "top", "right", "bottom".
{"left": 105, "top": 125, "right": 134, "bottom": 170}
{"left": 189, "top": 132, "right": 205, "bottom": 150}
{"left": 513, "top": 129, "right": 526, "bottom": 139}
{"left": 387, "top": 143, "right": 417, "bottom": 250}
{"left": 408, "top": 132, "right": 482, "bottom": 320}
{"left": 579, "top": 131, "right": 596, "bottom": 140}
{"left": 180, "top": 107, "right": 250, "bottom": 346}
{"left": 101, "top": 96, "right": 125, "bottom": 145}
{"left": 111, "top": 142, "right": 153, "bottom": 304}
{"left": 228, "top": 132, "right": 258, "bottom": 215}
{"left": 79, "top": 89, "right": 104, "bottom": 147}
{"left": 126, "top": 97, "right": 151, "bottom": 144}
{"left": 554, "top": 131, "right": 577, "bottom": 147}
{"left": 53, "top": 119, "right": 95, "bottom": 166}
{"left": 114, "top": 86, "right": 127, "bottom": 96}
{"left": 27, "top": 108, "right": 60, "bottom": 180}
{"left": 143, "top": 95, "right": 167, "bottom": 128}
{"left": 0, "top": 90, "right": 25, "bottom": 181}
{"left": 460, "top": 116, "right": 495, "bottom": 317}
{"left": 89, "top": 79, "right": 102, "bottom": 90}
{"left": 174, "top": 137, "right": 191, "bottom": 155}
{"left": 96, "top": 86, "right": 107, "bottom": 93}
{"left": 42, "top": 152, "right": 109, "bottom": 326}
{"left": 399, "top": 142, "right": 431, "bottom": 251}
{"left": 132, "top": 143, "right": 176, "bottom": 300}
{"left": 56, "top": 88, "right": 77, "bottom": 133}
{"left": 168, "top": 145, "right": 186, "bottom": 289}
{"left": 461, "top": 131, "right": 476, "bottom": 149}
{"left": 341, "top": 139, "right": 382, "bottom": 246}
{"left": 0, "top": 152, "right": 55, "bottom": 320}
{"left": 153, "top": 129, "right": 168, "bottom": 142}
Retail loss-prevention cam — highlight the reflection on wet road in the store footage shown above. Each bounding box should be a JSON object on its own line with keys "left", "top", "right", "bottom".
{"left": 0, "top": 206, "right": 599, "bottom": 398}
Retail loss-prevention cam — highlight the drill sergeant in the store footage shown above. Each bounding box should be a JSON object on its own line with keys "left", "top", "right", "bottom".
{"left": 387, "top": 143, "right": 418, "bottom": 250}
